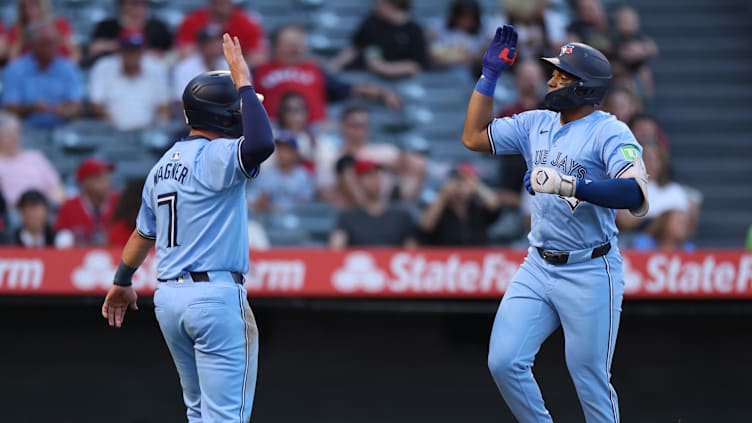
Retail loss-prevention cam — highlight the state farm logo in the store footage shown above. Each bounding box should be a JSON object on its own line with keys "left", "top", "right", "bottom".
{"left": 628, "top": 254, "right": 752, "bottom": 295}
{"left": 331, "top": 251, "right": 516, "bottom": 294}
{"left": 332, "top": 252, "right": 387, "bottom": 293}
{"left": 0, "top": 258, "right": 44, "bottom": 289}
{"left": 72, "top": 251, "right": 158, "bottom": 290}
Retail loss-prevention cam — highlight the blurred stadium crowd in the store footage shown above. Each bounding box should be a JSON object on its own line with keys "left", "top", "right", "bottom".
{"left": 0, "top": 0, "right": 707, "bottom": 251}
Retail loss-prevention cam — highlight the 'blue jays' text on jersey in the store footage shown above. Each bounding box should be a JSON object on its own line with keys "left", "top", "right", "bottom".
{"left": 489, "top": 110, "right": 642, "bottom": 251}
{"left": 136, "top": 136, "right": 253, "bottom": 279}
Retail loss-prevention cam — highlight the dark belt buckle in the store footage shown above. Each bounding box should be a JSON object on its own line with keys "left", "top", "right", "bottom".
{"left": 538, "top": 248, "right": 569, "bottom": 265}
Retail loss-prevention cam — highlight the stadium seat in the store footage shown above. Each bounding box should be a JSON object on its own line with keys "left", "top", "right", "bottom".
{"left": 52, "top": 119, "right": 115, "bottom": 153}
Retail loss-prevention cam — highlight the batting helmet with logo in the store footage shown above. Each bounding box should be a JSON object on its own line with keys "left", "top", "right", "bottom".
{"left": 540, "top": 43, "right": 612, "bottom": 111}
{"left": 182, "top": 70, "right": 242, "bottom": 138}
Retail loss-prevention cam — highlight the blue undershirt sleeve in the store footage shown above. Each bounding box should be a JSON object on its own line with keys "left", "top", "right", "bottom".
{"left": 239, "top": 86, "right": 274, "bottom": 174}
{"left": 575, "top": 178, "right": 643, "bottom": 210}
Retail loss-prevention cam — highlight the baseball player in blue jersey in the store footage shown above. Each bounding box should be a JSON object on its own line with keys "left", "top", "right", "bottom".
{"left": 101, "top": 34, "right": 274, "bottom": 422}
{"left": 462, "top": 26, "right": 649, "bottom": 422}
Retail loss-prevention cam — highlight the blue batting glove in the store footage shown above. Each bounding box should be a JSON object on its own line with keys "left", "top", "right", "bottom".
{"left": 524, "top": 169, "right": 535, "bottom": 196}
{"left": 481, "top": 25, "right": 519, "bottom": 81}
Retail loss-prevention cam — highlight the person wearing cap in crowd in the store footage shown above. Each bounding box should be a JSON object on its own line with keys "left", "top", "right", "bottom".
{"left": 249, "top": 131, "right": 315, "bottom": 213}
{"left": 89, "top": 29, "right": 170, "bottom": 131}
{"left": 2, "top": 17, "right": 82, "bottom": 128}
{"left": 419, "top": 162, "right": 502, "bottom": 246}
{"left": 172, "top": 25, "right": 228, "bottom": 106}
{"left": 329, "top": 158, "right": 417, "bottom": 248}
{"left": 88, "top": 0, "right": 172, "bottom": 65}
{"left": 12, "top": 189, "right": 72, "bottom": 248}
{"left": 55, "top": 158, "right": 120, "bottom": 246}
{"left": 175, "top": 0, "right": 267, "bottom": 66}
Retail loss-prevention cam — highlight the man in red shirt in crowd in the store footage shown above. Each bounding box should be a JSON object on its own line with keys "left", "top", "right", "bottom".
{"left": 175, "top": 0, "right": 267, "bottom": 66}
{"left": 254, "top": 23, "right": 401, "bottom": 125}
{"left": 54, "top": 158, "right": 120, "bottom": 246}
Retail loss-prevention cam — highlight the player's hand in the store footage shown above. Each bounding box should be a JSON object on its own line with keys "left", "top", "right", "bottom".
{"left": 102, "top": 285, "right": 138, "bottom": 328}
{"left": 481, "top": 25, "right": 518, "bottom": 80}
{"left": 222, "top": 33, "right": 251, "bottom": 89}
{"left": 530, "top": 166, "right": 576, "bottom": 197}
{"left": 523, "top": 169, "right": 535, "bottom": 196}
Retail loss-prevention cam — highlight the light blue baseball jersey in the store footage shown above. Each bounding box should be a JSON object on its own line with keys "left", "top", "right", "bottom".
{"left": 136, "top": 135, "right": 254, "bottom": 279}
{"left": 489, "top": 109, "right": 642, "bottom": 251}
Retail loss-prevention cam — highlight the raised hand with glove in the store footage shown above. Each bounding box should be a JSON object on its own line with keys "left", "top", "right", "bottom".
{"left": 475, "top": 25, "right": 519, "bottom": 97}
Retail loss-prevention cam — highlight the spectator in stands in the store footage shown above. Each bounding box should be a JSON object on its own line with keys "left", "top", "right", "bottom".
{"left": 602, "top": 85, "right": 642, "bottom": 124}
{"left": 55, "top": 158, "right": 120, "bottom": 246}
{"left": 328, "top": 105, "right": 400, "bottom": 208}
{"left": 2, "top": 18, "right": 82, "bottom": 128}
{"left": 89, "top": 30, "right": 170, "bottom": 131}
{"left": 634, "top": 210, "right": 694, "bottom": 251}
{"left": 11, "top": 189, "right": 71, "bottom": 248}
{"left": 330, "top": 0, "right": 429, "bottom": 79}
{"left": 7, "top": 0, "right": 80, "bottom": 63}
{"left": 567, "top": 0, "right": 612, "bottom": 56}
{"left": 88, "top": 0, "right": 173, "bottom": 65}
{"left": 428, "top": 0, "right": 487, "bottom": 76}
{"left": 628, "top": 113, "right": 669, "bottom": 149}
{"left": 274, "top": 92, "right": 318, "bottom": 166}
{"left": 329, "top": 159, "right": 417, "bottom": 248}
{"left": 611, "top": 4, "right": 658, "bottom": 99}
{"left": 419, "top": 162, "right": 501, "bottom": 246}
{"left": 249, "top": 133, "right": 315, "bottom": 213}
{"left": 254, "top": 23, "right": 400, "bottom": 126}
{"left": 172, "top": 26, "right": 227, "bottom": 105}
{"left": 269, "top": 92, "right": 341, "bottom": 204}
{"left": 175, "top": 0, "right": 267, "bottom": 66}
{"left": 107, "top": 178, "right": 144, "bottom": 246}
{"left": 0, "top": 112, "right": 65, "bottom": 206}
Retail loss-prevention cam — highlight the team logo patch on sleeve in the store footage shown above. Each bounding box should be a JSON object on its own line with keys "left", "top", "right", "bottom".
{"left": 621, "top": 145, "right": 639, "bottom": 161}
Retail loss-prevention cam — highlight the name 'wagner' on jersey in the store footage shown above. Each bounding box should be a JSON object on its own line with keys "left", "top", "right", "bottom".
{"left": 136, "top": 135, "right": 252, "bottom": 280}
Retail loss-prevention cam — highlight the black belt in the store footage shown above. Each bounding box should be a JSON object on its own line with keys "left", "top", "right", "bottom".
{"left": 158, "top": 271, "right": 244, "bottom": 284}
{"left": 536, "top": 242, "right": 611, "bottom": 265}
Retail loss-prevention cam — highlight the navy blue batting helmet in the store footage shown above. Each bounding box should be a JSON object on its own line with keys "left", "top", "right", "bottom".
{"left": 183, "top": 71, "right": 242, "bottom": 138}
{"left": 540, "top": 43, "right": 612, "bottom": 111}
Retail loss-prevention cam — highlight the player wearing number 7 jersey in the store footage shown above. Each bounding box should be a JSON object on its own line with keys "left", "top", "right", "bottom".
{"left": 101, "top": 34, "right": 274, "bottom": 422}
{"left": 463, "top": 26, "right": 649, "bottom": 422}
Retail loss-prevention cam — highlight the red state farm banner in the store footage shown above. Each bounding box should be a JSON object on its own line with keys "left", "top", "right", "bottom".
{"left": 0, "top": 248, "right": 751, "bottom": 299}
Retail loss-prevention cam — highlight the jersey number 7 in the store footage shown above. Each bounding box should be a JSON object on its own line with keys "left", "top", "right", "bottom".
{"left": 157, "top": 192, "right": 179, "bottom": 248}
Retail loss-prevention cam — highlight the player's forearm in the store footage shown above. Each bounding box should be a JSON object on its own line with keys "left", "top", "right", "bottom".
{"left": 461, "top": 90, "right": 494, "bottom": 152}
{"left": 121, "top": 230, "right": 155, "bottom": 268}
{"left": 239, "top": 86, "right": 274, "bottom": 170}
